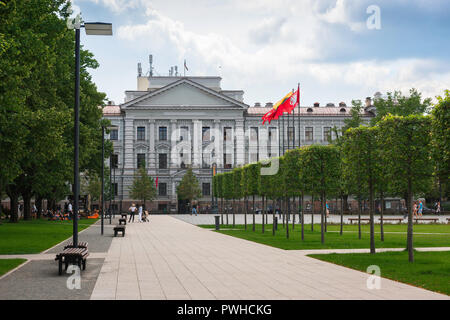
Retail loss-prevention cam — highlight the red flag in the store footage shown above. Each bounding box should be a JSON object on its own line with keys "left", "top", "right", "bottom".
{"left": 155, "top": 177, "right": 158, "bottom": 189}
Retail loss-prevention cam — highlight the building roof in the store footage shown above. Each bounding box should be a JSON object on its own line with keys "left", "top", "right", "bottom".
{"left": 246, "top": 106, "right": 374, "bottom": 117}
{"left": 102, "top": 105, "right": 121, "bottom": 116}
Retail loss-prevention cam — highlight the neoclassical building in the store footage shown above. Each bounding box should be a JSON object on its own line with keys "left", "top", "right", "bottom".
{"left": 103, "top": 73, "right": 375, "bottom": 212}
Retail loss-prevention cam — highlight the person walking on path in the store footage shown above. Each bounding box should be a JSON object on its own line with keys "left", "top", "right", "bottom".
{"left": 435, "top": 201, "right": 441, "bottom": 215}
{"left": 326, "top": 201, "right": 330, "bottom": 218}
{"left": 412, "top": 201, "right": 418, "bottom": 218}
{"left": 192, "top": 206, "right": 198, "bottom": 216}
{"left": 418, "top": 200, "right": 423, "bottom": 217}
{"left": 128, "top": 203, "right": 137, "bottom": 223}
{"left": 68, "top": 202, "right": 73, "bottom": 220}
{"left": 138, "top": 204, "right": 143, "bottom": 222}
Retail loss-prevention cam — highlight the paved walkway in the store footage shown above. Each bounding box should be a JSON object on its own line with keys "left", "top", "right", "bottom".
{"left": 91, "top": 216, "right": 449, "bottom": 300}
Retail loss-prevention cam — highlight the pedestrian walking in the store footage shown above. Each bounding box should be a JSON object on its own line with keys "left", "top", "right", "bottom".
{"left": 192, "top": 206, "right": 198, "bottom": 216}
{"left": 68, "top": 202, "right": 73, "bottom": 219}
{"left": 435, "top": 201, "right": 441, "bottom": 215}
{"left": 128, "top": 203, "right": 137, "bottom": 222}
{"left": 138, "top": 204, "right": 143, "bottom": 222}
{"left": 326, "top": 201, "right": 330, "bottom": 218}
{"left": 413, "top": 201, "right": 418, "bottom": 218}
{"left": 418, "top": 200, "right": 423, "bottom": 217}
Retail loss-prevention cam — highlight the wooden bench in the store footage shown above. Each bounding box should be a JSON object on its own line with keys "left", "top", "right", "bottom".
{"left": 55, "top": 247, "right": 89, "bottom": 275}
{"left": 348, "top": 218, "right": 370, "bottom": 224}
{"left": 379, "top": 218, "right": 404, "bottom": 223}
{"left": 118, "top": 218, "right": 127, "bottom": 225}
{"left": 114, "top": 225, "right": 126, "bottom": 237}
{"left": 414, "top": 217, "right": 439, "bottom": 224}
{"left": 63, "top": 241, "right": 88, "bottom": 249}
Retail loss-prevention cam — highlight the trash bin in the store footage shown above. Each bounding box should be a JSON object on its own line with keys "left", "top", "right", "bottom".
{"left": 274, "top": 217, "right": 278, "bottom": 230}
{"left": 215, "top": 215, "right": 220, "bottom": 230}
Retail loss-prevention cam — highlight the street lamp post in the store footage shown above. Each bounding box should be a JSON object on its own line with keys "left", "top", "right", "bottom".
{"left": 72, "top": 22, "right": 112, "bottom": 247}
{"left": 211, "top": 163, "right": 218, "bottom": 215}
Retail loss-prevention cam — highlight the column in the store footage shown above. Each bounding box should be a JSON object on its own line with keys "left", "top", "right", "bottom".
{"left": 124, "top": 118, "right": 134, "bottom": 170}
{"left": 170, "top": 119, "right": 177, "bottom": 168}
{"left": 235, "top": 120, "right": 245, "bottom": 166}
{"left": 193, "top": 120, "right": 201, "bottom": 168}
{"left": 214, "top": 120, "right": 222, "bottom": 167}
{"left": 149, "top": 120, "right": 156, "bottom": 169}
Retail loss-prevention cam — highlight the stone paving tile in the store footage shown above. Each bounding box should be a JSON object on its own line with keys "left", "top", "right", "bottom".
{"left": 91, "top": 216, "right": 450, "bottom": 300}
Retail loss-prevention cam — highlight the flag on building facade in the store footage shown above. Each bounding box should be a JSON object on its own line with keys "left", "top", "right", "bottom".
{"left": 262, "top": 86, "right": 300, "bottom": 124}
{"left": 155, "top": 177, "right": 158, "bottom": 189}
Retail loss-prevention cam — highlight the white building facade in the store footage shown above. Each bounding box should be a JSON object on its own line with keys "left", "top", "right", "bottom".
{"left": 103, "top": 74, "right": 375, "bottom": 213}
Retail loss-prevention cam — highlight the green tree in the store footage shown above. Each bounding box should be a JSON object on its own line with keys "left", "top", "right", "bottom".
{"left": 176, "top": 167, "right": 201, "bottom": 211}
{"left": 232, "top": 167, "right": 244, "bottom": 228}
{"left": 298, "top": 145, "right": 340, "bottom": 244}
{"left": 129, "top": 166, "right": 156, "bottom": 210}
{"left": 378, "top": 114, "right": 433, "bottom": 262}
{"left": 245, "top": 163, "right": 260, "bottom": 232}
{"left": 431, "top": 90, "right": 450, "bottom": 203}
{"left": 342, "top": 126, "right": 380, "bottom": 253}
{"left": 222, "top": 171, "right": 234, "bottom": 225}
{"left": 372, "top": 89, "right": 431, "bottom": 125}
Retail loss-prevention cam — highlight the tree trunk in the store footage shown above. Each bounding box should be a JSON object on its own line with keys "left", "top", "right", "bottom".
{"left": 262, "top": 196, "right": 265, "bottom": 233}
{"left": 252, "top": 195, "right": 255, "bottom": 232}
{"left": 226, "top": 199, "right": 229, "bottom": 226}
{"left": 292, "top": 196, "right": 295, "bottom": 230}
{"left": 321, "top": 192, "right": 325, "bottom": 244}
{"left": 380, "top": 193, "right": 385, "bottom": 241}
{"left": 272, "top": 198, "right": 275, "bottom": 236}
{"left": 301, "top": 191, "right": 304, "bottom": 241}
{"left": 407, "top": 179, "right": 414, "bottom": 262}
{"left": 343, "top": 195, "right": 349, "bottom": 214}
{"left": 6, "top": 186, "right": 19, "bottom": 223}
{"left": 22, "top": 192, "right": 31, "bottom": 221}
{"left": 340, "top": 195, "right": 344, "bottom": 235}
{"left": 36, "top": 195, "right": 43, "bottom": 219}
{"left": 311, "top": 194, "right": 314, "bottom": 232}
{"left": 286, "top": 196, "right": 289, "bottom": 239}
{"left": 369, "top": 182, "right": 375, "bottom": 254}
{"left": 221, "top": 197, "right": 223, "bottom": 225}
{"left": 358, "top": 197, "right": 362, "bottom": 240}
{"left": 232, "top": 198, "right": 235, "bottom": 228}
{"left": 245, "top": 196, "right": 248, "bottom": 230}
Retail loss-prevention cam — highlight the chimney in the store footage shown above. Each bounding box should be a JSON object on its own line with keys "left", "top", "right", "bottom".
{"left": 265, "top": 102, "right": 273, "bottom": 108}
{"left": 326, "top": 103, "right": 335, "bottom": 107}
{"left": 365, "top": 97, "right": 372, "bottom": 107}
{"left": 313, "top": 102, "right": 320, "bottom": 107}
{"left": 254, "top": 102, "right": 261, "bottom": 107}
{"left": 339, "top": 102, "right": 347, "bottom": 107}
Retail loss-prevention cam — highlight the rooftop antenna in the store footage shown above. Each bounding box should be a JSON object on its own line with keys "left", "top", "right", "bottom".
{"left": 149, "top": 54, "right": 153, "bottom": 77}
{"left": 137, "top": 62, "right": 142, "bottom": 77}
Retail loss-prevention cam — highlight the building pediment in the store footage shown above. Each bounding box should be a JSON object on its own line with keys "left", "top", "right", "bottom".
{"left": 121, "top": 78, "right": 248, "bottom": 110}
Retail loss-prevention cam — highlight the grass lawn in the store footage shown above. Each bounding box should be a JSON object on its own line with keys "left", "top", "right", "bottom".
{"left": 0, "top": 218, "right": 98, "bottom": 254}
{"left": 308, "top": 251, "right": 450, "bottom": 296}
{"left": 198, "top": 223, "right": 450, "bottom": 250}
{"left": 0, "top": 259, "right": 27, "bottom": 277}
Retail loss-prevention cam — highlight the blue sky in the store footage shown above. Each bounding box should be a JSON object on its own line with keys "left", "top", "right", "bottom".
{"left": 72, "top": 0, "right": 450, "bottom": 106}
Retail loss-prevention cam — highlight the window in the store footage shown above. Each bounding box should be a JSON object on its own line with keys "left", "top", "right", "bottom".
{"left": 180, "top": 126, "right": 188, "bottom": 141}
{"left": 202, "top": 153, "right": 211, "bottom": 168}
{"left": 202, "top": 183, "right": 211, "bottom": 196}
{"left": 269, "top": 127, "right": 277, "bottom": 142}
{"left": 288, "top": 127, "right": 295, "bottom": 141}
{"left": 224, "top": 127, "right": 232, "bottom": 141}
{"left": 109, "top": 129, "right": 118, "bottom": 141}
{"left": 202, "top": 127, "right": 210, "bottom": 142}
{"left": 137, "top": 127, "right": 145, "bottom": 141}
{"left": 159, "top": 127, "right": 167, "bottom": 140}
{"left": 158, "top": 183, "right": 167, "bottom": 196}
{"left": 324, "top": 127, "right": 331, "bottom": 141}
{"left": 111, "top": 154, "right": 118, "bottom": 169}
{"left": 250, "top": 127, "right": 258, "bottom": 142}
{"left": 223, "top": 153, "right": 232, "bottom": 169}
{"left": 159, "top": 153, "right": 168, "bottom": 169}
{"left": 137, "top": 153, "right": 145, "bottom": 168}
{"left": 305, "top": 127, "right": 313, "bottom": 141}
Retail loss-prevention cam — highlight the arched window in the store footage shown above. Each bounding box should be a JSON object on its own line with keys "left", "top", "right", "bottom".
{"left": 340, "top": 108, "right": 346, "bottom": 113}
{"left": 307, "top": 108, "right": 313, "bottom": 112}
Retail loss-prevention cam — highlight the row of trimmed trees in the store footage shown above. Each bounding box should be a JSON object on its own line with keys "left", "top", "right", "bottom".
{"left": 213, "top": 90, "right": 449, "bottom": 262}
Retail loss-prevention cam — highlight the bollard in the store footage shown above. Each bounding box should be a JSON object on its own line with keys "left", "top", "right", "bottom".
{"left": 274, "top": 217, "right": 278, "bottom": 230}
{"left": 215, "top": 215, "right": 220, "bottom": 230}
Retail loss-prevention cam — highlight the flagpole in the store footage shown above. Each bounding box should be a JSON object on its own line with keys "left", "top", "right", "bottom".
{"left": 298, "top": 83, "right": 301, "bottom": 149}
